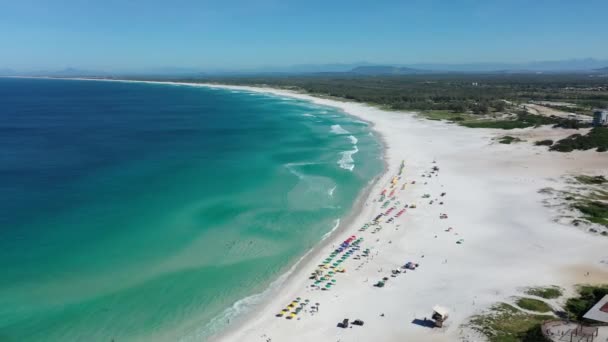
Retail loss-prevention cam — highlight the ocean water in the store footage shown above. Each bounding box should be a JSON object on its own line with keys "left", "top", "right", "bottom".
{"left": 0, "top": 78, "right": 382, "bottom": 341}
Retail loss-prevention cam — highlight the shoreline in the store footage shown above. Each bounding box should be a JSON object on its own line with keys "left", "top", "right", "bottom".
{"left": 6, "top": 76, "right": 392, "bottom": 340}
{"left": 193, "top": 83, "right": 608, "bottom": 342}
{"left": 19, "top": 77, "right": 608, "bottom": 341}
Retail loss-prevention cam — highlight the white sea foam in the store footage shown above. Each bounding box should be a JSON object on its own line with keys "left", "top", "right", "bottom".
{"left": 302, "top": 113, "right": 315, "bottom": 117}
{"left": 330, "top": 124, "right": 350, "bottom": 135}
{"left": 321, "top": 218, "right": 341, "bottom": 240}
{"left": 348, "top": 135, "right": 358, "bottom": 145}
{"left": 337, "top": 146, "right": 359, "bottom": 171}
{"left": 284, "top": 162, "right": 318, "bottom": 179}
{"left": 187, "top": 246, "right": 317, "bottom": 342}
{"left": 328, "top": 186, "right": 337, "bottom": 197}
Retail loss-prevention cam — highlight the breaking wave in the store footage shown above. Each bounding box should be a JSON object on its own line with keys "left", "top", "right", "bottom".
{"left": 330, "top": 124, "right": 350, "bottom": 135}
{"left": 337, "top": 146, "right": 359, "bottom": 171}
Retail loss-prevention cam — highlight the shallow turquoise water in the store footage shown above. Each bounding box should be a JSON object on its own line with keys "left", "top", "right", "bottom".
{"left": 0, "top": 78, "right": 382, "bottom": 341}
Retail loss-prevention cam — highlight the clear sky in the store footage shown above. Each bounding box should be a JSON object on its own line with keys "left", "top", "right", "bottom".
{"left": 1, "top": 0, "right": 607, "bottom": 71}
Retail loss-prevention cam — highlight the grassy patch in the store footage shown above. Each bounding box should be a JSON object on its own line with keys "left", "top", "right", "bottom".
{"left": 575, "top": 175, "right": 607, "bottom": 185}
{"left": 420, "top": 110, "right": 474, "bottom": 122}
{"left": 461, "top": 113, "right": 561, "bottom": 130}
{"left": 573, "top": 201, "right": 608, "bottom": 227}
{"left": 498, "top": 136, "right": 523, "bottom": 144}
{"left": 525, "top": 286, "right": 563, "bottom": 299}
{"left": 516, "top": 298, "right": 552, "bottom": 312}
{"left": 589, "top": 189, "right": 608, "bottom": 201}
{"left": 470, "top": 303, "right": 553, "bottom": 342}
{"left": 551, "top": 127, "right": 608, "bottom": 152}
{"left": 565, "top": 285, "right": 608, "bottom": 321}
{"left": 534, "top": 139, "right": 553, "bottom": 146}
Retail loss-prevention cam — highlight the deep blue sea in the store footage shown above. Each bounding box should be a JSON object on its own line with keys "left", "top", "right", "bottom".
{"left": 0, "top": 78, "right": 382, "bottom": 341}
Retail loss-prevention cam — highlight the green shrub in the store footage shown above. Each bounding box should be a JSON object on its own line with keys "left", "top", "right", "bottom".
{"left": 575, "top": 175, "right": 607, "bottom": 185}
{"left": 535, "top": 139, "right": 553, "bottom": 146}
{"left": 565, "top": 285, "right": 608, "bottom": 321}
{"left": 551, "top": 127, "right": 608, "bottom": 152}
{"left": 525, "top": 286, "right": 562, "bottom": 299}
{"left": 573, "top": 201, "right": 608, "bottom": 226}
{"left": 498, "top": 136, "right": 522, "bottom": 144}
{"left": 516, "top": 298, "right": 552, "bottom": 312}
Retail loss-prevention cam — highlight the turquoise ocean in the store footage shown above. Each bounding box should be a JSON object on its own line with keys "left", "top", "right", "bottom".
{"left": 0, "top": 78, "right": 382, "bottom": 341}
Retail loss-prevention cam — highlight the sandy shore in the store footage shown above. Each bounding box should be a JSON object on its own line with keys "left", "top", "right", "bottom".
{"left": 189, "top": 84, "right": 608, "bottom": 342}
{"left": 48, "top": 78, "right": 608, "bottom": 341}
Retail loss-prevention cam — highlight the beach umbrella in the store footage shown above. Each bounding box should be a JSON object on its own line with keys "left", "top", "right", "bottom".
{"left": 331, "top": 279, "right": 337, "bottom": 283}
{"left": 305, "top": 299, "right": 310, "bottom": 302}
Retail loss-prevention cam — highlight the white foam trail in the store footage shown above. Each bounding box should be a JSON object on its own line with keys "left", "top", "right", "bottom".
{"left": 328, "top": 186, "right": 337, "bottom": 197}
{"left": 322, "top": 218, "right": 341, "bottom": 240}
{"left": 330, "top": 124, "right": 350, "bottom": 135}
{"left": 348, "top": 135, "right": 358, "bottom": 145}
{"left": 337, "top": 146, "right": 359, "bottom": 171}
{"left": 187, "top": 246, "right": 317, "bottom": 341}
{"left": 284, "top": 162, "right": 318, "bottom": 179}
{"left": 302, "top": 113, "right": 315, "bottom": 117}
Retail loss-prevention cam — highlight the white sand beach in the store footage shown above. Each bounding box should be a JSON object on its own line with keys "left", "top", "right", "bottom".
{"left": 62, "top": 78, "right": 607, "bottom": 341}
{"left": 196, "top": 84, "right": 608, "bottom": 342}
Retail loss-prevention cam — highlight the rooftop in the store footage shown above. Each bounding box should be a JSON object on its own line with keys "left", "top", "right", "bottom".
{"left": 583, "top": 294, "right": 608, "bottom": 323}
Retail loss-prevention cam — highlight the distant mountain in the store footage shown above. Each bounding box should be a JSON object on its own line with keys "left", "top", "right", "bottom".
{"left": 44, "top": 68, "right": 108, "bottom": 77}
{"left": 408, "top": 58, "right": 608, "bottom": 72}
{"left": 349, "top": 65, "right": 427, "bottom": 75}
{"left": 4, "top": 58, "right": 608, "bottom": 77}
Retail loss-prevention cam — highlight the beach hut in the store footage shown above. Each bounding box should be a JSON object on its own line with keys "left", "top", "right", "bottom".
{"left": 431, "top": 306, "right": 449, "bottom": 328}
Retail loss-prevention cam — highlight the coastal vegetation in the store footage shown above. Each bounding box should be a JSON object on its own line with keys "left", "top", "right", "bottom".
{"left": 524, "top": 286, "right": 563, "bottom": 299}
{"left": 515, "top": 298, "right": 552, "bottom": 313}
{"left": 192, "top": 74, "right": 608, "bottom": 115}
{"left": 534, "top": 139, "right": 554, "bottom": 146}
{"left": 539, "top": 175, "right": 608, "bottom": 233}
{"left": 498, "top": 136, "right": 523, "bottom": 144}
{"left": 575, "top": 175, "right": 607, "bottom": 185}
{"left": 471, "top": 284, "right": 608, "bottom": 342}
{"left": 550, "top": 127, "right": 608, "bottom": 152}
{"left": 573, "top": 200, "right": 608, "bottom": 227}
{"left": 176, "top": 74, "right": 607, "bottom": 134}
{"left": 565, "top": 284, "right": 608, "bottom": 321}
{"left": 469, "top": 303, "right": 552, "bottom": 342}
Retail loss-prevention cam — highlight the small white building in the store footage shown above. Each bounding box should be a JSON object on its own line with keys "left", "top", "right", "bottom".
{"left": 593, "top": 110, "right": 608, "bottom": 126}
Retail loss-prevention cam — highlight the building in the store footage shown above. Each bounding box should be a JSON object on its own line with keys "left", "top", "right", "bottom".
{"left": 583, "top": 294, "right": 608, "bottom": 324}
{"left": 593, "top": 110, "right": 608, "bottom": 126}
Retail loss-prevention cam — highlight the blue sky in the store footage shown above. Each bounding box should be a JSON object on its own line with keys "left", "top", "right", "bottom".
{"left": 1, "top": 0, "right": 607, "bottom": 71}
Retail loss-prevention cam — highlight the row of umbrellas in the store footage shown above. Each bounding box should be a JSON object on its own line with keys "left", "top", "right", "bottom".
{"left": 276, "top": 297, "right": 312, "bottom": 319}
